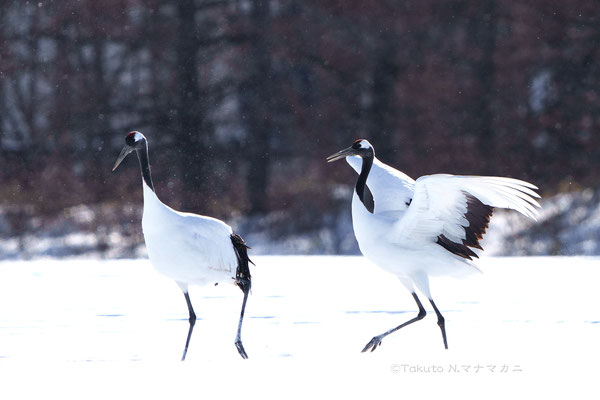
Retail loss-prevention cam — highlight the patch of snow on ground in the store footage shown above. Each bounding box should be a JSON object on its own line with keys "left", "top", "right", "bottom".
{"left": 484, "top": 188, "right": 600, "bottom": 256}
{"left": 2, "top": 188, "right": 600, "bottom": 259}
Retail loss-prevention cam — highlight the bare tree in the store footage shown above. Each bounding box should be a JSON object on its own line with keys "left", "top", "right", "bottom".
{"left": 238, "top": 0, "right": 274, "bottom": 215}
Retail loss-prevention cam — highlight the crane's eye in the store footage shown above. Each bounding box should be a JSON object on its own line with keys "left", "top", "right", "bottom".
{"left": 352, "top": 140, "right": 362, "bottom": 150}
{"left": 125, "top": 135, "right": 136, "bottom": 146}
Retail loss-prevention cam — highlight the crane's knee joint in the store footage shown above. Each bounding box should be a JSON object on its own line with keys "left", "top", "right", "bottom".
{"left": 437, "top": 315, "right": 445, "bottom": 327}
{"left": 236, "top": 277, "right": 251, "bottom": 293}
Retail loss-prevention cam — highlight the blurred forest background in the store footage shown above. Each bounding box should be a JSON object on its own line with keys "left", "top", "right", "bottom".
{"left": 0, "top": 0, "right": 599, "bottom": 258}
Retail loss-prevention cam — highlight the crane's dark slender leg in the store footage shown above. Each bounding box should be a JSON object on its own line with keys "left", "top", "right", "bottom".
{"left": 362, "top": 292, "right": 427, "bottom": 352}
{"left": 234, "top": 278, "right": 251, "bottom": 359}
{"left": 429, "top": 298, "right": 448, "bottom": 349}
{"left": 181, "top": 291, "right": 196, "bottom": 361}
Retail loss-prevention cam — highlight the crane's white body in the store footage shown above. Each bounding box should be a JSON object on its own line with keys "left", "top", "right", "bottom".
{"left": 141, "top": 182, "right": 238, "bottom": 290}
{"left": 113, "top": 131, "right": 251, "bottom": 359}
{"left": 345, "top": 155, "right": 540, "bottom": 298}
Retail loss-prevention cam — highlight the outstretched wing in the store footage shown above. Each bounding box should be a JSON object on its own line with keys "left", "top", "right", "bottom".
{"left": 346, "top": 156, "right": 415, "bottom": 214}
{"left": 391, "top": 175, "right": 540, "bottom": 259}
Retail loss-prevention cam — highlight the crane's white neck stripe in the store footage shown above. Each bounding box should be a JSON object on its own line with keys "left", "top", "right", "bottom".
{"left": 358, "top": 140, "right": 372, "bottom": 149}
{"left": 132, "top": 131, "right": 144, "bottom": 142}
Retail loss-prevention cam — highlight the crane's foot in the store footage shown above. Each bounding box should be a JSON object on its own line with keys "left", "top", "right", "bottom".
{"left": 235, "top": 339, "right": 248, "bottom": 359}
{"left": 361, "top": 335, "right": 384, "bottom": 353}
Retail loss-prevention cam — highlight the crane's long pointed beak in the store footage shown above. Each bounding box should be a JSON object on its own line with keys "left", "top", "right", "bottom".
{"left": 326, "top": 146, "right": 355, "bottom": 163}
{"left": 112, "top": 145, "right": 133, "bottom": 171}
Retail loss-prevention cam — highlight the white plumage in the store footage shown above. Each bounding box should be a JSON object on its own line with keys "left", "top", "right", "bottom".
{"left": 329, "top": 139, "right": 540, "bottom": 352}
{"left": 141, "top": 183, "right": 238, "bottom": 286}
{"left": 113, "top": 131, "right": 252, "bottom": 360}
{"left": 347, "top": 156, "right": 415, "bottom": 215}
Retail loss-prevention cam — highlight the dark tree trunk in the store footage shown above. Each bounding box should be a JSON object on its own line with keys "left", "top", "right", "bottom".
{"left": 467, "top": 0, "right": 497, "bottom": 174}
{"left": 239, "top": 0, "right": 272, "bottom": 215}
{"left": 175, "top": 0, "right": 209, "bottom": 211}
{"left": 366, "top": 35, "right": 401, "bottom": 163}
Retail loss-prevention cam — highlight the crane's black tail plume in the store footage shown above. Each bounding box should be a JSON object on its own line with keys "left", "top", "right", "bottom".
{"left": 230, "top": 233, "right": 253, "bottom": 291}
{"left": 230, "top": 233, "right": 253, "bottom": 359}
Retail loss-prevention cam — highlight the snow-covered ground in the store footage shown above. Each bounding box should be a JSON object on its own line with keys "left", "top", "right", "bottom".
{"left": 3, "top": 188, "right": 600, "bottom": 259}
{"left": 0, "top": 256, "right": 597, "bottom": 398}
{"left": 487, "top": 188, "right": 600, "bottom": 256}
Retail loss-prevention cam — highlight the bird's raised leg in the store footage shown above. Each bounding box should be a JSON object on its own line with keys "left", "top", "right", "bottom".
{"left": 234, "top": 278, "right": 251, "bottom": 359}
{"left": 362, "top": 292, "right": 426, "bottom": 352}
{"left": 429, "top": 298, "right": 448, "bottom": 349}
{"left": 181, "top": 290, "right": 196, "bottom": 361}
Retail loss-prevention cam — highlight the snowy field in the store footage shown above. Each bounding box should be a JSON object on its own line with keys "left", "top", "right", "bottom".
{"left": 0, "top": 256, "right": 598, "bottom": 398}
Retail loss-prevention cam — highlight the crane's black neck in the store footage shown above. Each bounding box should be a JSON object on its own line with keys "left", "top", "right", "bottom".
{"left": 135, "top": 141, "right": 154, "bottom": 191}
{"left": 356, "top": 154, "right": 375, "bottom": 213}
